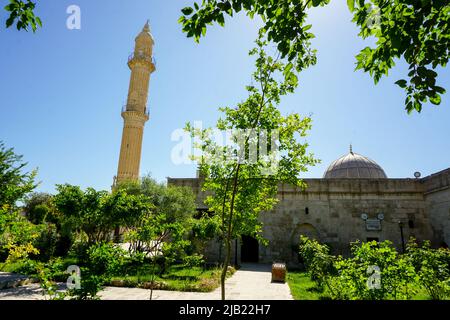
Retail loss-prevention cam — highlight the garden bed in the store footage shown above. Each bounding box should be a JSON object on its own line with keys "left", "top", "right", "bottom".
{"left": 109, "top": 265, "right": 236, "bottom": 292}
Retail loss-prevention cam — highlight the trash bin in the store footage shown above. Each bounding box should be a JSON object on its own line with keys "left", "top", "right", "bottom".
{"left": 271, "top": 262, "right": 286, "bottom": 283}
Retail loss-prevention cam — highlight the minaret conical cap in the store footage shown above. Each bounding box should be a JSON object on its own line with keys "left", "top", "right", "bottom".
{"left": 136, "top": 19, "right": 154, "bottom": 43}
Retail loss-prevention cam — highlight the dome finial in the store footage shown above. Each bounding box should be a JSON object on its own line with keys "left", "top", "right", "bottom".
{"left": 350, "top": 143, "right": 353, "bottom": 154}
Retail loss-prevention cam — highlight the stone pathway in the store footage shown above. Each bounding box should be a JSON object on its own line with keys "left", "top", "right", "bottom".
{"left": 0, "top": 272, "right": 35, "bottom": 290}
{"left": 0, "top": 264, "right": 293, "bottom": 300}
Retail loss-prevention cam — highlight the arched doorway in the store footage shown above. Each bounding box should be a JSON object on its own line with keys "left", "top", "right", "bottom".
{"left": 241, "top": 235, "right": 259, "bottom": 263}
{"left": 292, "top": 223, "right": 319, "bottom": 242}
{"left": 291, "top": 223, "right": 320, "bottom": 263}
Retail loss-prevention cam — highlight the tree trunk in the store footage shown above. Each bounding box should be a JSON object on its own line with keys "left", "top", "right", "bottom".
{"left": 220, "top": 238, "right": 232, "bottom": 300}
{"left": 220, "top": 164, "right": 241, "bottom": 300}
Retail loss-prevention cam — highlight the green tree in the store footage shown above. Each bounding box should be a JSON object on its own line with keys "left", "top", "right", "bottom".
{"left": 123, "top": 212, "right": 190, "bottom": 300}
{"left": 23, "top": 192, "right": 54, "bottom": 225}
{"left": 53, "top": 184, "right": 152, "bottom": 244}
{"left": 117, "top": 174, "right": 197, "bottom": 225}
{"left": 179, "top": 0, "right": 449, "bottom": 113}
{"left": 118, "top": 180, "right": 193, "bottom": 299}
{"left": 0, "top": 141, "right": 37, "bottom": 208}
{"left": 187, "top": 38, "right": 317, "bottom": 299}
{"left": 3, "top": 0, "right": 41, "bottom": 32}
{"left": 0, "top": 141, "right": 40, "bottom": 263}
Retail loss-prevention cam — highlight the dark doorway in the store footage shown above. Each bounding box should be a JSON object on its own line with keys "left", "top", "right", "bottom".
{"left": 241, "top": 236, "right": 259, "bottom": 263}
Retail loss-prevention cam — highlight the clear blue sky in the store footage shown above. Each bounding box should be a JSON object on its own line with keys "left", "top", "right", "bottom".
{"left": 1, "top": 0, "right": 449, "bottom": 194}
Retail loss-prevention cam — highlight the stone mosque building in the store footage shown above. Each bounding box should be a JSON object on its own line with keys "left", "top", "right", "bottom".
{"left": 114, "top": 23, "right": 450, "bottom": 266}
{"left": 168, "top": 150, "right": 450, "bottom": 265}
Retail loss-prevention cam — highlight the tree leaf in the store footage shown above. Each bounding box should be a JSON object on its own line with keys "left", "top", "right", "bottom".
{"left": 395, "top": 79, "right": 407, "bottom": 88}
{"left": 181, "top": 7, "right": 194, "bottom": 16}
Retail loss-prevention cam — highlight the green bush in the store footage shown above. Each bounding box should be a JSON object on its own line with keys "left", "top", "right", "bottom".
{"left": 334, "top": 241, "right": 417, "bottom": 300}
{"left": 122, "top": 251, "right": 147, "bottom": 275}
{"left": 86, "top": 242, "right": 126, "bottom": 279}
{"left": 297, "top": 236, "right": 450, "bottom": 300}
{"left": 407, "top": 240, "right": 450, "bottom": 300}
{"left": 32, "top": 223, "right": 59, "bottom": 261}
{"left": 67, "top": 268, "right": 103, "bottom": 300}
{"left": 182, "top": 253, "right": 205, "bottom": 268}
{"left": 298, "top": 235, "right": 338, "bottom": 294}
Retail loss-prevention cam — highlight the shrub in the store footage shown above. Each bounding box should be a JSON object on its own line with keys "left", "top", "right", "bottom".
{"left": 86, "top": 242, "right": 126, "bottom": 279}
{"left": 182, "top": 253, "right": 205, "bottom": 268}
{"left": 67, "top": 269, "right": 103, "bottom": 300}
{"left": 332, "top": 242, "right": 417, "bottom": 300}
{"left": 298, "top": 237, "right": 423, "bottom": 300}
{"left": 298, "top": 236, "right": 338, "bottom": 294}
{"left": 32, "top": 223, "right": 59, "bottom": 261}
{"left": 407, "top": 239, "right": 450, "bottom": 300}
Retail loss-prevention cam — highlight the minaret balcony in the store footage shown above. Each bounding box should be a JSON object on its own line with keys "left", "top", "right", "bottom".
{"left": 127, "top": 52, "right": 156, "bottom": 71}
{"left": 122, "top": 104, "right": 150, "bottom": 118}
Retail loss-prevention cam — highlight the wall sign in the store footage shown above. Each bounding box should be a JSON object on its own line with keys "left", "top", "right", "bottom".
{"left": 366, "top": 218, "right": 382, "bottom": 231}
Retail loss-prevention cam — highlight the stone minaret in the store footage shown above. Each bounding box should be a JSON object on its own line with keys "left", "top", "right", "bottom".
{"left": 114, "top": 21, "right": 155, "bottom": 187}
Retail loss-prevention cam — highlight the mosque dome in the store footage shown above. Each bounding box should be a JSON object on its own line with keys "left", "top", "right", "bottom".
{"left": 323, "top": 146, "right": 387, "bottom": 179}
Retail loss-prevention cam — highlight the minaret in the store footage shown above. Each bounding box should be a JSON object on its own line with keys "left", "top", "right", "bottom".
{"left": 114, "top": 21, "right": 155, "bottom": 187}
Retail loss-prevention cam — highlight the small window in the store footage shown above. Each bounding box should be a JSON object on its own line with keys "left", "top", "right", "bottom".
{"left": 305, "top": 207, "right": 309, "bottom": 215}
{"left": 408, "top": 220, "right": 415, "bottom": 228}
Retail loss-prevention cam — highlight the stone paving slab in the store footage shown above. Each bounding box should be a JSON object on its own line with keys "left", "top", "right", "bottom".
{"left": 0, "top": 283, "right": 44, "bottom": 300}
{"left": 0, "top": 264, "right": 293, "bottom": 300}
{"left": 0, "top": 272, "right": 35, "bottom": 290}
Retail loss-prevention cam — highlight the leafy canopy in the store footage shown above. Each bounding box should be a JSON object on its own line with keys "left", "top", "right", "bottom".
{"left": 52, "top": 184, "right": 153, "bottom": 244}
{"left": 179, "top": 0, "right": 449, "bottom": 113}
{"left": 4, "top": 0, "right": 42, "bottom": 32}
{"left": 0, "top": 141, "right": 37, "bottom": 208}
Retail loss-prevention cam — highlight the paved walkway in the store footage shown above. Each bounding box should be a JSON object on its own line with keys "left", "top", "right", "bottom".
{"left": 0, "top": 272, "right": 30, "bottom": 289}
{"left": 0, "top": 264, "right": 293, "bottom": 300}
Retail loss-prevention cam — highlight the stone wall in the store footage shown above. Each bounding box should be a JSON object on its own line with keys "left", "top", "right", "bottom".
{"left": 168, "top": 173, "right": 447, "bottom": 267}
{"left": 259, "top": 179, "right": 431, "bottom": 265}
{"left": 423, "top": 168, "right": 450, "bottom": 247}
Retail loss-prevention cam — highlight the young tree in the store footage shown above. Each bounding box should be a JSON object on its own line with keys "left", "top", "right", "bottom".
{"left": 179, "top": 0, "right": 449, "bottom": 113}
{"left": 186, "top": 38, "right": 318, "bottom": 299}
{"left": 117, "top": 176, "right": 195, "bottom": 300}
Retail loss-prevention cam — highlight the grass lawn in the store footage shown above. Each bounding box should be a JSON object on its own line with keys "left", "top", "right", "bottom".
{"left": 110, "top": 265, "right": 236, "bottom": 292}
{"left": 287, "top": 271, "right": 331, "bottom": 300}
{"left": 287, "top": 270, "right": 434, "bottom": 300}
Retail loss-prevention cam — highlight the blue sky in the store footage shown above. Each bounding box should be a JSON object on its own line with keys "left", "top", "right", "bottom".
{"left": 0, "top": 0, "right": 449, "bottom": 194}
